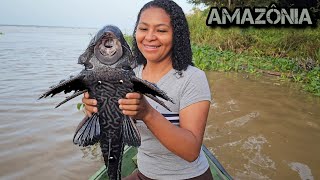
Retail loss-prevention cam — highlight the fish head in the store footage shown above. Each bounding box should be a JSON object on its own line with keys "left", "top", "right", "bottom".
{"left": 94, "top": 31, "right": 123, "bottom": 66}
{"left": 79, "top": 25, "right": 137, "bottom": 70}
{"left": 78, "top": 45, "right": 94, "bottom": 69}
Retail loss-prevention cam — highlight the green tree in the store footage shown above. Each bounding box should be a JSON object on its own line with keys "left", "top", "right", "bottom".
{"left": 188, "top": 0, "right": 319, "bottom": 11}
{"left": 187, "top": 0, "right": 275, "bottom": 9}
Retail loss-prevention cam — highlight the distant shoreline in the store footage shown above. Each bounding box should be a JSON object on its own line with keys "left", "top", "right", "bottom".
{"left": 0, "top": 24, "right": 134, "bottom": 35}
{"left": 0, "top": 24, "right": 98, "bottom": 29}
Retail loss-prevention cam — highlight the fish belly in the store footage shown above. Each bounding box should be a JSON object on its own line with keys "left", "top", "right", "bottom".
{"left": 92, "top": 81, "right": 131, "bottom": 180}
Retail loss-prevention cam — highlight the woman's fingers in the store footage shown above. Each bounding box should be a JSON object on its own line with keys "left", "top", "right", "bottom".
{"left": 82, "top": 92, "right": 97, "bottom": 106}
{"left": 117, "top": 92, "right": 153, "bottom": 119}
{"left": 118, "top": 92, "right": 141, "bottom": 105}
{"left": 81, "top": 92, "right": 146, "bottom": 117}
{"left": 121, "top": 110, "right": 139, "bottom": 116}
{"left": 125, "top": 92, "right": 142, "bottom": 99}
{"left": 119, "top": 104, "right": 140, "bottom": 111}
{"left": 84, "top": 92, "right": 90, "bottom": 98}
{"left": 118, "top": 98, "right": 140, "bottom": 105}
{"left": 82, "top": 92, "right": 98, "bottom": 116}
{"left": 85, "top": 104, "right": 98, "bottom": 113}
{"left": 118, "top": 93, "right": 142, "bottom": 117}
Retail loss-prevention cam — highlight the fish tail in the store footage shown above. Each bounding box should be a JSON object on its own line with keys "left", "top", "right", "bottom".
{"left": 102, "top": 137, "right": 124, "bottom": 180}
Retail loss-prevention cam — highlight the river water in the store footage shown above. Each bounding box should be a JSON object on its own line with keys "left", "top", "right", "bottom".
{"left": 0, "top": 25, "right": 319, "bottom": 180}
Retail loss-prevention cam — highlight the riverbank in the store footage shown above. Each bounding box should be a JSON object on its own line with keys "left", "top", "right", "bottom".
{"left": 192, "top": 45, "right": 320, "bottom": 96}
{"left": 187, "top": 8, "right": 320, "bottom": 96}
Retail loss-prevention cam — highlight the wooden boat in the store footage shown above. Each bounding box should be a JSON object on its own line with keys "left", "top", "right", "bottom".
{"left": 90, "top": 145, "right": 233, "bottom": 180}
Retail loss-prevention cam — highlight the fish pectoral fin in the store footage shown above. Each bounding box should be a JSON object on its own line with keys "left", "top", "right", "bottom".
{"left": 131, "top": 76, "right": 174, "bottom": 102}
{"left": 144, "top": 93, "right": 172, "bottom": 112}
{"left": 38, "top": 74, "right": 85, "bottom": 100}
{"left": 131, "top": 76, "right": 174, "bottom": 111}
{"left": 55, "top": 89, "right": 88, "bottom": 108}
{"left": 73, "top": 113, "right": 100, "bottom": 146}
{"left": 122, "top": 116, "right": 141, "bottom": 147}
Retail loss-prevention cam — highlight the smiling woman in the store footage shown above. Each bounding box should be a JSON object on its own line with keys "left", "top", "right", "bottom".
{"left": 135, "top": 7, "right": 173, "bottom": 66}
{"left": 83, "top": 0, "right": 215, "bottom": 179}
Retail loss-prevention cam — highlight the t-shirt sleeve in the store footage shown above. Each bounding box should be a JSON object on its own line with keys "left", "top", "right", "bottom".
{"left": 179, "top": 70, "right": 211, "bottom": 110}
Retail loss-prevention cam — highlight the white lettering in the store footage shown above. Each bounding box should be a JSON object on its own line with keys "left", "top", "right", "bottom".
{"left": 294, "top": 9, "right": 299, "bottom": 24}
{"left": 266, "top": 9, "right": 281, "bottom": 24}
{"left": 255, "top": 8, "right": 266, "bottom": 24}
{"left": 241, "top": 9, "right": 254, "bottom": 24}
{"left": 207, "top": 8, "right": 222, "bottom": 24}
{"left": 222, "top": 8, "right": 240, "bottom": 24}
{"left": 299, "top": 9, "right": 313, "bottom": 24}
{"left": 205, "top": 4, "right": 314, "bottom": 26}
{"left": 281, "top": 9, "right": 294, "bottom": 24}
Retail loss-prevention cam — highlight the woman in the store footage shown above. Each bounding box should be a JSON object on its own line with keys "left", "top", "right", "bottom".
{"left": 83, "top": 0, "right": 213, "bottom": 179}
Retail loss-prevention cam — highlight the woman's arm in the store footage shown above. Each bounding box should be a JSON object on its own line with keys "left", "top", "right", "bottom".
{"left": 82, "top": 91, "right": 210, "bottom": 162}
{"left": 119, "top": 92, "right": 210, "bottom": 162}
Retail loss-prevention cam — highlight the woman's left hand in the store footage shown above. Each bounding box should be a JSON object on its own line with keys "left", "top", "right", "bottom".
{"left": 118, "top": 92, "right": 153, "bottom": 120}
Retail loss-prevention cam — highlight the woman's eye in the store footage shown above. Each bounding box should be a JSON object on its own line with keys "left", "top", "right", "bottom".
{"left": 139, "top": 27, "right": 147, "bottom": 31}
{"left": 158, "top": 30, "right": 167, "bottom": 33}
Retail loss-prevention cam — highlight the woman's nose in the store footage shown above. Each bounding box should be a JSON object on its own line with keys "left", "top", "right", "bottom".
{"left": 145, "top": 30, "right": 156, "bottom": 41}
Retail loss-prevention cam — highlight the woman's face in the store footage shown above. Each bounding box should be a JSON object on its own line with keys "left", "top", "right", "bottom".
{"left": 135, "top": 7, "right": 173, "bottom": 63}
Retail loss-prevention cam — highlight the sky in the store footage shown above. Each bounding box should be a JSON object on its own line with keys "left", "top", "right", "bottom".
{"left": 0, "top": 0, "right": 199, "bottom": 33}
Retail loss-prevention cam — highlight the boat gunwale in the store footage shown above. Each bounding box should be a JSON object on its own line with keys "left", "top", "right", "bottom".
{"left": 89, "top": 145, "right": 233, "bottom": 180}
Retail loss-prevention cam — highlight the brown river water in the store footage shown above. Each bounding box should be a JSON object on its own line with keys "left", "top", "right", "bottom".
{"left": 0, "top": 25, "right": 319, "bottom": 180}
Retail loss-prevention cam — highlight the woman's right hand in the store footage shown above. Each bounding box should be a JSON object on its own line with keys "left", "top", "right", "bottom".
{"left": 82, "top": 92, "right": 98, "bottom": 117}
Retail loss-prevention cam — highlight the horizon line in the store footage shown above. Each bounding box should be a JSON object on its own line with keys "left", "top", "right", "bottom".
{"left": 0, "top": 23, "right": 98, "bottom": 29}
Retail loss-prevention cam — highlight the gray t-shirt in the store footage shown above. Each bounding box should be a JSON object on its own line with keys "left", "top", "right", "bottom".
{"left": 134, "top": 65, "right": 212, "bottom": 179}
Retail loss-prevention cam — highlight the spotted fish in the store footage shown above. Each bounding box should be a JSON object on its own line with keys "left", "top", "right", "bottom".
{"left": 38, "top": 25, "right": 173, "bottom": 180}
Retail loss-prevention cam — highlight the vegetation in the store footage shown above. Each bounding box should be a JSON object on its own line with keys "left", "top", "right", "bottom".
{"left": 187, "top": 0, "right": 320, "bottom": 20}
{"left": 187, "top": 8, "right": 320, "bottom": 96}
{"left": 188, "top": 0, "right": 273, "bottom": 8}
{"left": 122, "top": 7, "right": 320, "bottom": 96}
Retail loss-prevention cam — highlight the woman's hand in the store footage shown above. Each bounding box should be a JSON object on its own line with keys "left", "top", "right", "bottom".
{"left": 82, "top": 92, "right": 153, "bottom": 120}
{"left": 82, "top": 92, "right": 98, "bottom": 117}
{"left": 118, "top": 92, "right": 153, "bottom": 120}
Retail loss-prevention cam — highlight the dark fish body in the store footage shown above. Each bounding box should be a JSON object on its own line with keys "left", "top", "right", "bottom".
{"left": 91, "top": 69, "right": 131, "bottom": 178}
{"left": 39, "top": 25, "right": 173, "bottom": 180}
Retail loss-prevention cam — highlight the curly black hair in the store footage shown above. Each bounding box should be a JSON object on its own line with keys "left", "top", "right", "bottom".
{"left": 132, "top": 0, "right": 193, "bottom": 73}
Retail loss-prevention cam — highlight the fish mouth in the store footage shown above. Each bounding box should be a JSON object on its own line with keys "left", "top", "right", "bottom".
{"left": 94, "top": 32, "right": 123, "bottom": 65}
{"left": 99, "top": 37, "right": 117, "bottom": 56}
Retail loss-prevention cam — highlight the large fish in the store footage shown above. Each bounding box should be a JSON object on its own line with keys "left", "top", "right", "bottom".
{"left": 39, "top": 25, "right": 173, "bottom": 180}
